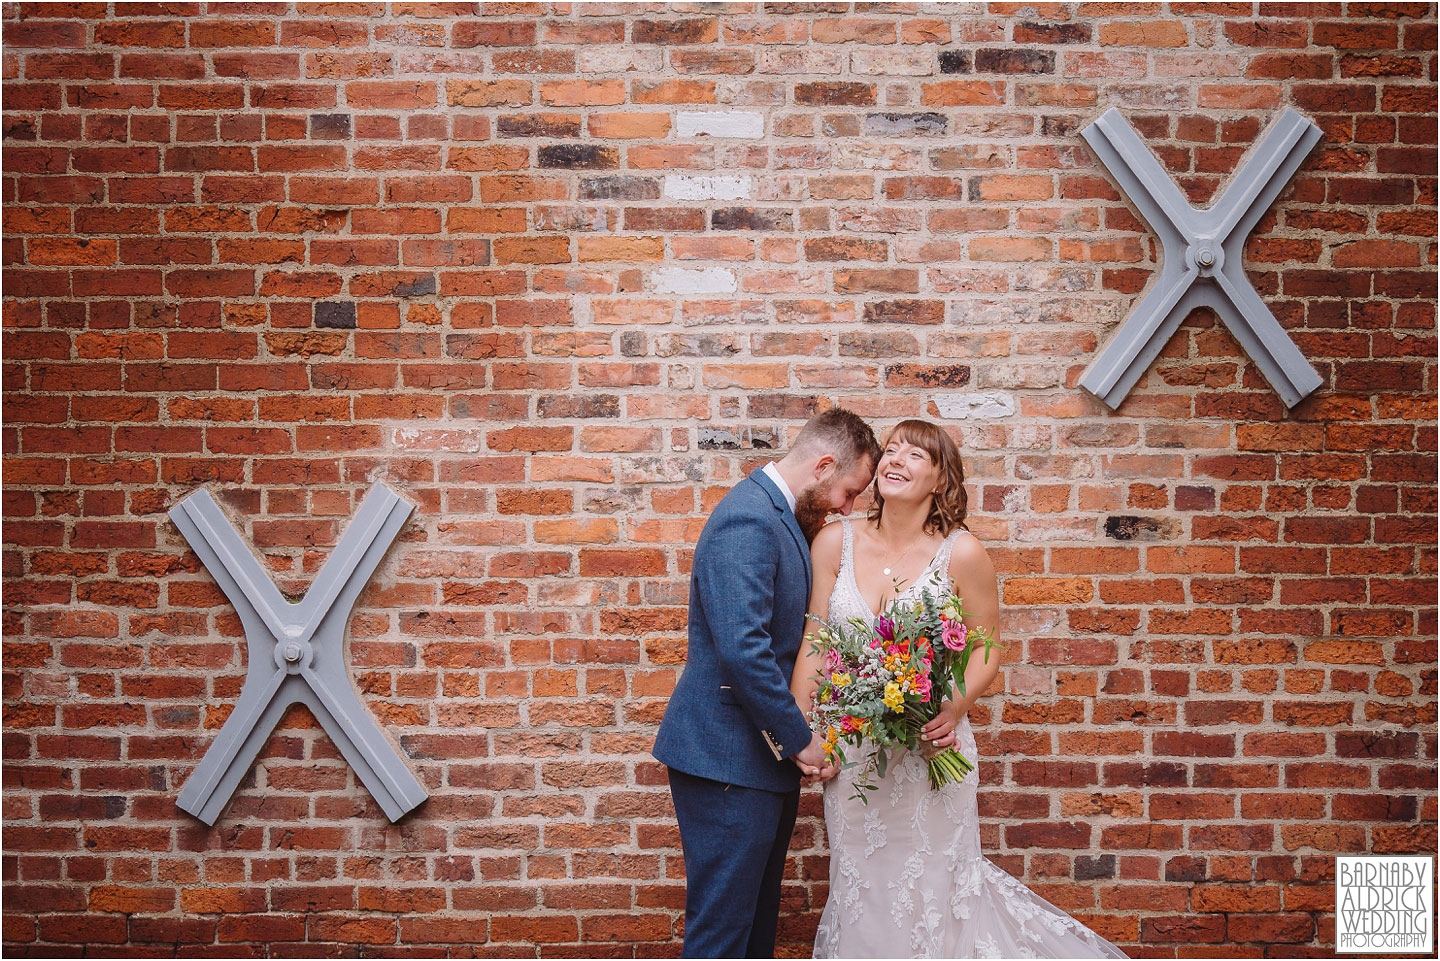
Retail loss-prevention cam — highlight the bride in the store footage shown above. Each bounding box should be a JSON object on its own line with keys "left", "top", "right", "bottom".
{"left": 790, "top": 419, "right": 1128, "bottom": 959}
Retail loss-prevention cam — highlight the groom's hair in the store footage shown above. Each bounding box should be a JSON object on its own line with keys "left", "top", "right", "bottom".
{"left": 792, "top": 408, "right": 881, "bottom": 473}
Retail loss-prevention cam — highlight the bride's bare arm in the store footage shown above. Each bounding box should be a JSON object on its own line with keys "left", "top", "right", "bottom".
{"left": 789, "top": 519, "right": 844, "bottom": 717}
{"left": 922, "top": 532, "right": 1001, "bottom": 749}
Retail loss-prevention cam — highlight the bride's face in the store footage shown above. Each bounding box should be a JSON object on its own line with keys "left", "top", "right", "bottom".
{"left": 875, "top": 439, "right": 939, "bottom": 504}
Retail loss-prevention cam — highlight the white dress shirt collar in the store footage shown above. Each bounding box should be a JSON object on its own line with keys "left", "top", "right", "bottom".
{"left": 761, "top": 462, "right": 797, "bottom": 513}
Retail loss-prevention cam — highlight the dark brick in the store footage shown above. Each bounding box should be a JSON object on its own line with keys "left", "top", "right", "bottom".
{"left": 499, "top": 114, "right": 582, "bottom": 139}
{"left": 1041, "top": 115, "right": 1086, "bottom": 138}
{"left": 1075, "top": 854, "right": 1116, "bottom": 881}
{"left": 938, "top": 50, "right": 971, "bottom": 74}
{"left": 712, "top": 207, "right": 793, "bottom": 231}
{"left": 310, "top": 114, "right": 350, "bottom": 139}
{"left": 538, "top": 144, "right": 618, "bottom": 170}
{"left": 395, "top": 274, "right": 437, "bottom": 297}
{"left": 1166, "top": 856, "right": 1208, "bottom": 883}
{"left": 315, "top": 302, "right": 356, "bottom": 330}
{"left": 975, "top": 48, "right": 1056, "bottom": 73}
{"left": 1105, "top": 516, "right": 1182, "bottom": 541}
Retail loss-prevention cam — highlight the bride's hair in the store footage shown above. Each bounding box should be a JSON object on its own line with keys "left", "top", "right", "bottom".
{"left": 868, "top": 419, "right": 969, "bottom": 536}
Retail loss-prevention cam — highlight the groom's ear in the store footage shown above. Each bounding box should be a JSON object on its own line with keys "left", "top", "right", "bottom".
{"left": 812, "top": 453, "right": 836, "bottom": 480}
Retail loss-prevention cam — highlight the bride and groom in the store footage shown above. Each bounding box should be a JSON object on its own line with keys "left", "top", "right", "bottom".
{"left": 652, "top": 409, "right": 1128, "bottom": 959}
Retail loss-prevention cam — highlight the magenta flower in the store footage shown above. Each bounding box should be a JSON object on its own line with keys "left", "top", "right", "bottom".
{"left": 941, "top": 619, "right": 968, "bottom": 652}
{"left": 875, "top": 616, "right": 895, "bottom": 642}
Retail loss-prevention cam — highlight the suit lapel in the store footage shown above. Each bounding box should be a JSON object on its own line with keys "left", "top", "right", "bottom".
{"left": 750, "top": 469, "right": 812, "bottom": 598}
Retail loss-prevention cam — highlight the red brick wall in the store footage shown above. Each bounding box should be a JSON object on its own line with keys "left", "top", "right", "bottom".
{"left": 3, "top": 1, "right": 1436, "bottom": 955}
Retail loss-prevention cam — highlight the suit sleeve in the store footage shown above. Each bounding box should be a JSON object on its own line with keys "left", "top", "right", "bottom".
{"left": 692, "top": 508, "right": 815, "bottom": 760}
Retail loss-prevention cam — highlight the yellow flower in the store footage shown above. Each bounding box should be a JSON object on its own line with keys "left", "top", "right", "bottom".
{"left": 831, "top": 672, "right": 851, "bottom": 687}
{"left": 883, "top": 682, "right": 905, "bottom": 712}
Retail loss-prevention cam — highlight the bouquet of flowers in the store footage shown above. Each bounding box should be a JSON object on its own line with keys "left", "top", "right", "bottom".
{"left": 806, "top": 568, "right": 1000, "bottom": 803}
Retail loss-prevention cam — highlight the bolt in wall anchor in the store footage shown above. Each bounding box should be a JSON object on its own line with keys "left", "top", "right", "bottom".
{"left": 170, "top": 483, "right": 428, "bottom": 825}
{"left": 1077, "top": 106, "right": 1325, "bottom": 410}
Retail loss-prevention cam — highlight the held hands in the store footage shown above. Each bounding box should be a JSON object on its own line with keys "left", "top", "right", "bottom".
{"left": 791, "top": 732, "right": 838, "bottom": 787}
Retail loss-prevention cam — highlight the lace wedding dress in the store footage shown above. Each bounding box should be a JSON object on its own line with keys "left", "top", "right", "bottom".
{"left": 813, "top": 518, "right": 1129, "bottom": 959}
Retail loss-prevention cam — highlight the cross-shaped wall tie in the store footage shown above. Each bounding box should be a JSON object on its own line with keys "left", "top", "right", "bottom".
{"left": 1077, "top": 106, "right": 1325, "bottom": 410}
{"left": 171, "top": 483, "right": 428, "bottom": 825}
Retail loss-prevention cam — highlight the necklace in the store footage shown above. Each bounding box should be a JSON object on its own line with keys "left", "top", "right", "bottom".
{"left": 881, "top": 538, "right": 921, "bottom": 578}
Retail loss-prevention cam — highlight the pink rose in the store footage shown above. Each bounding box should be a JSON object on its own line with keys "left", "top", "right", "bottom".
{"left": 941, "top": 619, "right": 968, "bottom": 652}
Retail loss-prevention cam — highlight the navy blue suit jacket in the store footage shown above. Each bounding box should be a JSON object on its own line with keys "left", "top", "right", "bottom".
{"left": 653, "top": 469, "right": 817, "bottom": 793}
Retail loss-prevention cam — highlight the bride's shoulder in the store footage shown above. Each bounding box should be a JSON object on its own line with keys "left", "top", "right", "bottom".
{"left": 946, "top": 528, "right": 995, "bottom": 572}
{"left": 811, "top": 517, "right": 845, "bottom": 556}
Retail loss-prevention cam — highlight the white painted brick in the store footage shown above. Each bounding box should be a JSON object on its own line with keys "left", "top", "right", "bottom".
{"left": 851, "top": 50, "right": 934, "bottom": 76}
{"left": 662, "top": 175, "right": 752, "bottom": 201}
{"left": 932, "top": 391, "right": 1016, "bottom": 420}
{"left": 577, "top": 48, "right": 664, "bottom": 72}
{"left": 676, "top": 111, "right": 764, "bottom": 138}
{"left": 648, "top": 268, "right": 738, "bottom": 296}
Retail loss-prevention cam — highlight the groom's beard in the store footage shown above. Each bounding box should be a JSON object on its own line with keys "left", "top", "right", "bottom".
{"left": 793, "top": 480, "right": 834, "bottom": 543}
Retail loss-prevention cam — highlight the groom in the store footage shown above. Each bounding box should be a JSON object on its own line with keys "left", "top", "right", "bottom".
{"left": 653, "top": 408, "right": 880, "bottom": 958}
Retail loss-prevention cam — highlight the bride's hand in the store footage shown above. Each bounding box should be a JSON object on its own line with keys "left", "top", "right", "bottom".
{"left": 920, "top": 700, "right": 962, "bottom": 750}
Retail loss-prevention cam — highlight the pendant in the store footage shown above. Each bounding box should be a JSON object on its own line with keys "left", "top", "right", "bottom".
{"left": 882, "top": 568, "right": 891, "bottom": 576}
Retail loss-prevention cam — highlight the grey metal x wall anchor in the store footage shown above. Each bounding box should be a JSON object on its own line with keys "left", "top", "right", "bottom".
{"left": 171, "top": 483, "right": 427, "bottom": 825}
{"left": 1078, "top": 106, "right": 1325, "bottom": 410}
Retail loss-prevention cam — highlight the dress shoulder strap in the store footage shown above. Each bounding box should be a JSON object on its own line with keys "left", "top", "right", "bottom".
{"left": 931, "top": 528, "right": 964, "bottom": 588}
{"left": 837, "top": 515, "right": 855, "bottom": 578}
